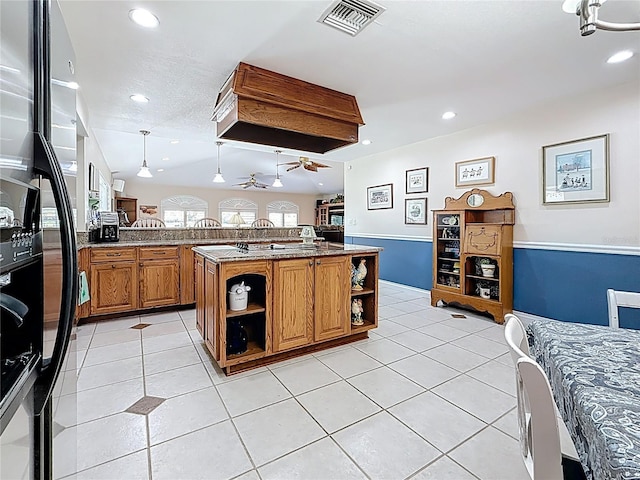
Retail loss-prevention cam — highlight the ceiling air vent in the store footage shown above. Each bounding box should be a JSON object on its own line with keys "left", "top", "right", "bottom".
{"left": 318, "top": 0, "right": 385, "bottom": 36}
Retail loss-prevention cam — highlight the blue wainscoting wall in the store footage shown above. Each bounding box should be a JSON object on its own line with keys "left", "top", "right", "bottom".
{"left": 345, "top": 236, "right": 433, "bottom": 291}
{"left": 346, "top": 235, "right": 640, "bottom": 327}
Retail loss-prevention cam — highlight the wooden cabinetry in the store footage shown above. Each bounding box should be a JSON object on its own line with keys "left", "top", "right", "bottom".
{"left": 273, "top": 259, "right": 314, "bottom": 352}
{"left": 180, "top": 245, "right": 195, "bottom": 304}
{"left": 315, "top": 202, "right": 344, "bottom": 226}
{"left": 204, "top": 259, "right": 219, "bottom": 360}
{"left": 89, "top": 247, "right": 138, "bottom": 315}
{"left": 350, "top": 254, "right": 379, "bottom": 334}
{"left": 138, "top": 247, "right": 180, "bottom": 309}
{"left": 115, "top": 197, "right": 137, "bottom": 226}
{"left": 195, "top": 249, "right": 379, "bottom": 374}
{"left": 313, "top": 256, "right": 351, "bottom": 342}
{"left": 431, "top": 189, "right": 515, "bottom": 323}
{"left": 195, "top": 254, "right": 205, "bottom": 337}
{"left": 217, "top": 260, "right": 271, "bottom": 368}
{"left": 83, "top": 244, "right": 195, "bottom": 319}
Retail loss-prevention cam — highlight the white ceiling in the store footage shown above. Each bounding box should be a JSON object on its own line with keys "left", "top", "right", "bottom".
{"left": 59, "top": 0, "right": 640, "bottom": 195}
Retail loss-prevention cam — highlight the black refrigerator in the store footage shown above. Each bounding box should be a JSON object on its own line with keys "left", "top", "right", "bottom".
{"left": 1, "top": 0, "right": 78, "bottom": 478}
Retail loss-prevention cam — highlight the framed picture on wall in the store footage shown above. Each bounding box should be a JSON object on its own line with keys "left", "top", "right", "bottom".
{"left": 406, "top": 167, "right": 428, "bottom": 194}
{"left": 367, "top": 183, "right": 393, "bottom": 210}
{"left": 405, "top": 198, "right": 427, "bottom": 224}
{"left": 542, "top": 134, "right": 609, "bottom": 205}
{"left": 88, "top": 162, "right": 98, "bottom": 192}
{"left": 455, "top": 156, "right": 495, "bottom": 187}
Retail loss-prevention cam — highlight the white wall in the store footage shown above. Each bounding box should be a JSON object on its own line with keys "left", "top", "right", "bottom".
{"left": 122, "top": 181, "right": 319, "bottom": 225}
{"left": 345, "top": 82, "right": 639, "bottom": 249}
{"left": 76, "top": 92, "right": 113, "bottom": 231}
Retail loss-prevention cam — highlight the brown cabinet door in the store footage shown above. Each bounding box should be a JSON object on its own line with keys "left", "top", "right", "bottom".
{"left": 195, "top": 255, "right": 205, "bottom": 337}
{"left": 139, "top": 258, "right": 180, "bottom": 308}
{"left": 314, "top": 256, "right": 350, "bottom": 342}
{"left": 90, "top": 262, "right": 138, "bottom": 315}
{"left": 180, "top": 245, "right": 195, "bottom": 304}
{"left": 204, "top": 259, "right": 219, "bottom": 360}
{"left": 273, "top": 259, "right": 314, "bottom": 352}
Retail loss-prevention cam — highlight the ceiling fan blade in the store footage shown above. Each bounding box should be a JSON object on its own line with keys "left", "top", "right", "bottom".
{"left": 243, "top": 184, "right": 251, "bottom": 189}
{"left": 313, "top": 162, "right": 331, "bottom": 168}
{"left": 305, "top": 164, "right": 318, "bottom": 172}
{"left": 286, "top": 164, "right": 300, "bottom": 172}
{"left": 283, "top": 161, "right": 300, "bottom": 166}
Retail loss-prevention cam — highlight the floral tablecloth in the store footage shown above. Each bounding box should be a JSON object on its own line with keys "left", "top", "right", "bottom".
{"left": 528, "top": 320, "right": 640, "bottom": 480}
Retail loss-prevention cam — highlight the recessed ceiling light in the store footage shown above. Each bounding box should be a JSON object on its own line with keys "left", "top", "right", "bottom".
{"left": 319, "top": 182, "right": 324, "bottom": 186}
{"left": 442, "top": 111, "right": 456, "bottom": 120}
{"left": 361, "top": 139, "right": 371, "bottom": 145}
{"left": 162, "top": 157, "right": 169, "bottom": 161}
{"left": 157, "top": 168, "right": 164, "bottom": 172}
{"left": 607, "top": 50, "right": 634, "bottom": 64}
{"left": 129, "top": 8, "right": 159, "bottom": 28}
{"left": 130, "top": 94, "right": 149, "bottom": 103}
{"left": 170, "top": 139, "right": 179, "bottom": 144}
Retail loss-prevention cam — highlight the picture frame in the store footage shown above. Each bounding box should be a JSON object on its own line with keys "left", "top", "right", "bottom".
{"left": 88, "top": 162, "right": 98, "bottom": 192}
{"left": 455, "top": 156, "right": 495, "bottom": 187}
{"left": 367, "top": 183, "right": 393, "bottom": 210}
{"left": 542, "top": 134, "right": 609, "bottom": 205}
{"left": 405, "top": 198, "right": 427, "bottom": 224}
{"left": 405, "top": 167, "right": 428, "bottom": 194}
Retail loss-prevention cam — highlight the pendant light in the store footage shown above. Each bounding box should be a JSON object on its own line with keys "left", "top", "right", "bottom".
{"left": 272, "top": 150, "right": 283, "bottom": 188}
{"left": 137, "top": 130, "right": 152, "bottom": 178}
{"left": 213, "top": 141, "right": 225, "bottom": 183}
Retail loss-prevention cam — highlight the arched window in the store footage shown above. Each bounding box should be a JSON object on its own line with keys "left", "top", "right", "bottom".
{"left": 218, "top": 198, "right": 257, "bottom": 227}
{"left": 161, "top": 195, "right": 208, "bottom": 227}
{"left": 267, "top": 201, "right": 299, "bottom": 227}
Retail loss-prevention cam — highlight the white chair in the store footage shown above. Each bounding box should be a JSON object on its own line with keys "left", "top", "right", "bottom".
{"left": 193, "top": 218, "right": 221, "bottom": 228}
{"left": 251, "top": 218, "right": 274, "bottom": 228}
{"left": 131, "top": 217, "right": 166, "bottom": 228}
{"left": 504, "top": 315, "right": 581, "bottom": 480}
{"left": 504, "top": 313, "right": 530, "bottom": 362}
{"left": 607, "top": 288, "right": 640, "bottom": 328}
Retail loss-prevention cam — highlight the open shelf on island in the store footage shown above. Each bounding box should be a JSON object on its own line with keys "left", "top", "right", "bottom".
{"left": 351, "top": 287, "right": 374, "bottom": 297}
{"left": 351, "top": 318, "right": 377, "bottom": 334}
{"left": 226, "top": 341, "right": 266, "bottom": 365}
{"left": 226, "top": 302, "right": 266, "bottom": 318}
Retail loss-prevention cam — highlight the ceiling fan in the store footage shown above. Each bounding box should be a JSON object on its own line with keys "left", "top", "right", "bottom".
{"left": 233, "top": 173, "right": 269, "bottom": 189}
{"left": 283, "top": 156, "right": 331, "bottom": 172}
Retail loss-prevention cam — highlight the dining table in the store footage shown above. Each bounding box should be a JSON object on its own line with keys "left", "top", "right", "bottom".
{"left": 527, "top": 319, "right": 640, "bottom": 480}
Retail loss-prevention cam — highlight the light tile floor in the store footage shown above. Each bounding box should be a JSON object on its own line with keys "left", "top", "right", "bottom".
{"left": 55, "top": 282, "right": 529, "bottom": 480}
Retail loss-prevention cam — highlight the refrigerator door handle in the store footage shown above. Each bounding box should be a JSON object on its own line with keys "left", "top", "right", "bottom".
{"left": 32, "top": 132, "right": 78, "bottom": 414}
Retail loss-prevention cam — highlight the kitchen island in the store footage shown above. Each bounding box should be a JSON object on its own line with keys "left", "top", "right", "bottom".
{"left": 193, "top": 243, "right": 381, "bottom": 374}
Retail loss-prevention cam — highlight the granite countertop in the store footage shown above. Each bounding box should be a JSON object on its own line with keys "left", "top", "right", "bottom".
{"left": 82, "top": 237, "right": 304, "bottom": 248}
{"left": 192, "top": 243, "right": 382, "bottom": 263}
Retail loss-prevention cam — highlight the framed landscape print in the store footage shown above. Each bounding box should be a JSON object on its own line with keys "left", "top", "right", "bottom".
{"left": 542, "top": 134, "right": 609, "bottom": 205}
{"left": 455, "top": 156, "right": 495, "bottom": 187}
{"left": 406, "top": 167, "right": 428, "bottom": 194}
{"left": 405, "top": 198, "right": 427, "bottom": 224}
{"left": 367, "top": 183, "right": 393, "bottom": 210}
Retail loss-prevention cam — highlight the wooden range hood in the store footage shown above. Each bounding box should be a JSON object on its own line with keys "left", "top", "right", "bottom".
{"left": 212, "top": 63, "right": 364, "bottom": 154}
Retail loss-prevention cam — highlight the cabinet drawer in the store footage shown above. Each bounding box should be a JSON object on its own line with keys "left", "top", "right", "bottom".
{"left": 464, "top": 225, "right": 502, "bottom": 256}
{"left": 139, "top": 246, "right": 179, "bottom": 260}
{"left": 90, "top": 247, "right": 137, "bottom": 263}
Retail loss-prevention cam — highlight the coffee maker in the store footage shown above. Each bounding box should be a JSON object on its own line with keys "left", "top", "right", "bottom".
{"left": 90, "top": 211, "right": 119, "bottom": 242}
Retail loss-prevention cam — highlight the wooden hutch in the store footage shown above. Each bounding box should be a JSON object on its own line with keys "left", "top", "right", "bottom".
{"left": 431, "top": 189, "right": 515, "bottom": 323}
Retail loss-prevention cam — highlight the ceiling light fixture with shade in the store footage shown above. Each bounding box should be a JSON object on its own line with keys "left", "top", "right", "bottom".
{"left": 137, "top": 130, "right": 153, "bottom": 178}
{"left": 273, "top": 150, "right": 283, "bottom": 188}
{"left": 213, "top": 141, "right": 225, "bottom": 183}
{"left": 563, "top": 0, "right": 640, "bottom": 36}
